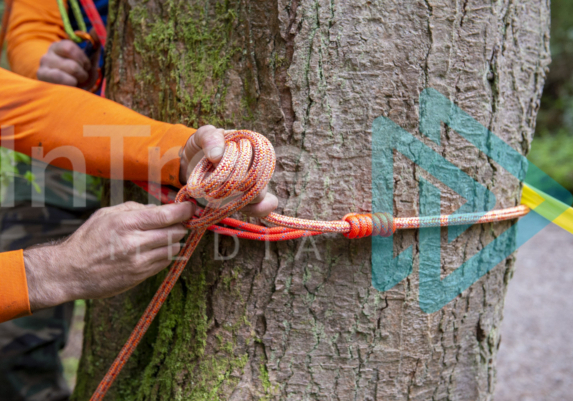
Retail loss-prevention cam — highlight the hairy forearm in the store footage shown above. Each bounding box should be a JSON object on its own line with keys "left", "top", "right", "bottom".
{"left": 19, "top": 202, "right": 192, "bottom": 313}
{"left": 23, "top": 245, "right": 71, "bottom": 311}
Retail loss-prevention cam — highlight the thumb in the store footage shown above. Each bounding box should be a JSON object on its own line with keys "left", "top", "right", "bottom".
{"left": 180, "top": 125, "right": 226, "bottom": 184}
{"left": 186, "top": 125, "right": 226, "bottom": 164}
{"left": 129, "top": 202, "right": 195, "bottom": 231}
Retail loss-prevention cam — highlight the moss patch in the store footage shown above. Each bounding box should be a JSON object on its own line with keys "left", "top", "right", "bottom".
{"left": 128, "top": 0, "right": 241, "bottom": 127}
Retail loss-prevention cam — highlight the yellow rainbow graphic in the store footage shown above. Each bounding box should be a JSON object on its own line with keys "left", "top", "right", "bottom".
{"left": 521, "top": 184, "right": 573, "bottom": 235}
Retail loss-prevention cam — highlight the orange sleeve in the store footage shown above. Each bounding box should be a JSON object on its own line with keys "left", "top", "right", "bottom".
{"left": 0, "top": 68, "right": 195, "bottom": 187}
{"left": 0, "top": 250, "right": 31, "bottom": 323}
{"left": 0, "top": 68, "right": 196, "bottom": 321}
{"left": 6, "top": 0, "right": 67, "bottom": 79}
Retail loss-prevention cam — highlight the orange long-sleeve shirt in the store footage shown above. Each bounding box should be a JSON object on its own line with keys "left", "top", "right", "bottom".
{"left": 6, "top": 0, "right": 67, "bottom": 79}
{"left": 0, "top": 68, "right": 195, "bottom": 322}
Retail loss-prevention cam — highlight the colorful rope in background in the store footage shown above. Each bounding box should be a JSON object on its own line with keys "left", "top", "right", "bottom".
{"left": 56, "top": 0, "right": 87, "bottom": 43}
{"left": 54, "top": 0, "right": 106, "bottom": 95}
{"left": 78, "top": 0, "right": 107, "bottom": 46}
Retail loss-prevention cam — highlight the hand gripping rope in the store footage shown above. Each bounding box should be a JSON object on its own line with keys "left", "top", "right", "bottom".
{"left": 91, "top": 130, "right": 531, "bottom": 400}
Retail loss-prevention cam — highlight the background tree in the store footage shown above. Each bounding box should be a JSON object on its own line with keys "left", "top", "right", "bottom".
{"left": 74, "top": 0, "right": 550, "bottom": 400}
{"left": 527, "top": 0, "right": 573, "bottom": 191}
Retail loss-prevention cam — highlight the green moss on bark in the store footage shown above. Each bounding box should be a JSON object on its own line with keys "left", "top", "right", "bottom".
{"left": 128, "top": 0, "right": 241, "bottom": 127}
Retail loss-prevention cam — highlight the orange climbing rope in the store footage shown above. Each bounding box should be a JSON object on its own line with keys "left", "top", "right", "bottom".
{"left": 91, "top": 130, "right": 275, "bottom": 399}
{"left": 135, "top": 172, "right": 529, "bottom": 242}
{"left": 135, "top": 182, "right": 529, "bottom": 242}
{"left": 91, "top": 130, "right": 530, "bottom": 400}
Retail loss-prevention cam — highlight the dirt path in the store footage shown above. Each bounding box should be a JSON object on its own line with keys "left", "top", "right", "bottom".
{"left": 495, "top": 224, "right": 573, "bottom": 400}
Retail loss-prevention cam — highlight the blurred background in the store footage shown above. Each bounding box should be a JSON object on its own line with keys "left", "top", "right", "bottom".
{"left": 1, "top": 0, "right": 572, "bottom": 399}
{"left": 528, "top": 0, "right": 573, "bottom": 193}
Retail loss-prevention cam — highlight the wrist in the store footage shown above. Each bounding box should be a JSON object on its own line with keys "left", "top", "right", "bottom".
{"left": 23, "top": 245, "right": 71, "bottom": 311}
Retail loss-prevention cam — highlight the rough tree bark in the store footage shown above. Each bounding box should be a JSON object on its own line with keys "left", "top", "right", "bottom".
{"left": 74, "top": 0, "right": 550, "bottom": 400}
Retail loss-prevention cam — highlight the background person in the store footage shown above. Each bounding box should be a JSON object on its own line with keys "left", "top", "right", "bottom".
{"left": 4, "top": 1, "right": 112, "bottom": 399}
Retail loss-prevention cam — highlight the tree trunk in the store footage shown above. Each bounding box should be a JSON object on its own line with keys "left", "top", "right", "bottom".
{"left": 74, "top": 0, "right": 550, "bottom": 400}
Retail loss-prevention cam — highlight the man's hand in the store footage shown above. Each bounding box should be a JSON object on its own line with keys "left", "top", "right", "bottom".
{"left": 179, "top": 125, "right": 278, "bottom": 217}
{"left": 37, "top": 38, "right": 100, "bottom": 89}
{"left": 23, "top": 201, "right": 194, "bottom": 311}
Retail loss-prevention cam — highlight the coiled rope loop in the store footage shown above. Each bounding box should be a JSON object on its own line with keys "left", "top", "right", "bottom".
{"left": 180, "top": 129, "right": 275, "bottom": 230}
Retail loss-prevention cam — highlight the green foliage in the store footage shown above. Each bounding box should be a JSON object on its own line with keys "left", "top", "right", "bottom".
{"left": 528, "top": 130, "right": 573, "bottom": 191}
{"left": 528, "top": 0, "right": 573, "bottom": 192}
{"left": 61, "top": 172, "right": 103, "bottom": 200}
{"left": 0, "top": 1, "right": 8, "bottom": 70}
{"left": 548, "top": 0, "right": 573, "bottom": 59}
{"left": 0, "top": 10, "right": 40, "bottom": 200}
{"left": 0, "top": 148, "right": 41, "bottom": 202}
{"left": 59, "top": 300, "right": 86, "bottom": 390}
{"left": 535, "top": 0, "right": 573, "bottom": 136}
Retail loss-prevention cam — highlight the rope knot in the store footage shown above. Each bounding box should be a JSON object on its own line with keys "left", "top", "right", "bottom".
{"left": 342, "top": 213, "right": 394, "bottom": 238}
{"left": 371, "top": 212, "right": 395, "bottom": 237}
{"left": 342, "top": 213, "right": 371, "bottom": 238}
{"left": 176, "top": 130, "right": 276, "bottom": 231}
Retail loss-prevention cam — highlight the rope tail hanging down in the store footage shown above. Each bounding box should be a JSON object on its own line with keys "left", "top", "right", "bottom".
{"left": 91, "top": 131, "right": 276, "bottom": 399}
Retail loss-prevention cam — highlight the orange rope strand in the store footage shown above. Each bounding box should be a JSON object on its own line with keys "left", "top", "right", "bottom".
{"left": 91, "top": 130, "right": 275, "bottom": 399}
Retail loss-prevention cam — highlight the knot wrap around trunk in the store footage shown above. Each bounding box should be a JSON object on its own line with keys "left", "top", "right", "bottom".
{"left": 91, "top": 129, "right": 532, "bottom": 400}
{"left": 91, "top": 130, "right": 275, "bottom": 400}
